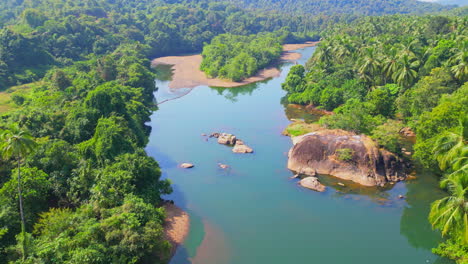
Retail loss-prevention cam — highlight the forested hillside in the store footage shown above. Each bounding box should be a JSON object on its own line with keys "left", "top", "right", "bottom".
{"left": 0, "top": 0, "right": 465, "bottom": 263}
{"left": 0, "top": 0, "right": 331, "bottom": 262}
{"left": 0, "top": 0, "right": 452, "bottom": 89}
{"left": 226, "top": 0, "right": 454, "bottom": 15}
{"left": 0, "top": 0, "right": 328, "bottom": 89}
{"left": 282, "top": 13, "right": 467, "bottom": 262}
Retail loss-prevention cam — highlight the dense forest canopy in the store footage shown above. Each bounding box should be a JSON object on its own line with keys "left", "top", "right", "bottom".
{"left": 282, "top": 13, "right": 467, "bottom": 262}
{"left": 0, "top": 0, "right": 346, "bottom": 89}
{"left": 224, "top": 0, "right": 455, "bottom": 15}
{"left": 0, "top": 0, "right": 465, "bottom": 263}
{"left": 200, "top": 33, "right": 284, "bottom": 81}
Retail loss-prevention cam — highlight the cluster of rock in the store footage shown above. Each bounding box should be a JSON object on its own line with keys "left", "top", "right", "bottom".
{"left": 179, "top": 132, "right": 253, "bottom": 170}
{"left": 210, "top": 132, "right": 254, "bottom": 153}
{"left": 288, "top": 129, "right": 408, "bottom": 188}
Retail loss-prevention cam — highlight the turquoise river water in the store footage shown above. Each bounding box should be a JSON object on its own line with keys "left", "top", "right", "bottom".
{"left": 146, "top": 46, "right": 453, "bottom": 264}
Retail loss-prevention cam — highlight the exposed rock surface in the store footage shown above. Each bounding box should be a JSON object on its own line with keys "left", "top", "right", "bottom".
{"left": 288, "top": 129, "right": 407, "bottom": 186}
{"left": 180, "top": 163, "right": 194, "bottom": 169}
{"left": 299, "top": 177, "right": 326, "bottom": 192}
{"left": 232, "top": 140, "right": 253, "bottom": 153}
{"left": 400, "top": 127, "right": 416, "bottom": 137}
{"left": 217, "top": 133, "right": 237, "bottom": 145}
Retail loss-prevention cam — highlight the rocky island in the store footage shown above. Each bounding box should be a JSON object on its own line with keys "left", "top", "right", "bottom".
{"left": 288, "top": 129, "right": 408, "bottom": 187}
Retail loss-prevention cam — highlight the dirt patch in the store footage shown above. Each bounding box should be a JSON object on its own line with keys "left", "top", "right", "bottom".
{"left": 282, "top": 41, "right": 318, "bottom": 51}
{"left": 152, "top": 42, "right": 318, "bottom": 89}
{"left": 164, "top": 203, "right": 190, "bottom": 255}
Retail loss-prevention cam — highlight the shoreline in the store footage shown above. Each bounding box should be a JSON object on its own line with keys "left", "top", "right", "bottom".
{"left": 163, "top": 203, "right": 190, "bottom": 256}
{"left": 152, "top": 42, "right": 318, "bottom": 89}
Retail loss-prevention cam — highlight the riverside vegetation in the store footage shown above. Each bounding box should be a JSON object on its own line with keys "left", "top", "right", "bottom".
{"left": 0, "top": 0, "right": 463, "bottom": 263}
{"left": 200, "top": 33, "right": 283, "bottom": 81}
{"left": 282, "top": 12, "right": 467, "bottom": 262}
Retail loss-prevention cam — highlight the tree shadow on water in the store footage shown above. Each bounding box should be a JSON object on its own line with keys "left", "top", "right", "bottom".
{"left": 399, "top": 169, "right": 455, "bottom": 263}
{"left": 209, "top": 80, "right": 264, "bottom": 102}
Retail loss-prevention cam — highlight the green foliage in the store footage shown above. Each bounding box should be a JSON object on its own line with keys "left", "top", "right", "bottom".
{"left": 432, "top": 239, "right": 468, "bottom": 264}
{"left": 31, "top": 196, "right": 170, "bottom": 264}
{"left": 397, "top": 67, "right": 457, "bottom": 120}
{"left": 366, "top": 86, "right": 397, "bottom": 118}
{"left": 413, "top": 83, "right": 468, "bottom": 168}
{"left": 0, "top": 0, "right": 325, "bottom": 88}
{"left": 200, "top": 33, "right": 282, "bottom": 81}
{"left": 336, "top": 148, "right": 354, "bottom": 161}
{"left": 282, "top": 14, "right": 466, "bottom": 261}
{"left": 319, "top": 99, "right": 384, "bottom": 134}
{"left": 0, "top": 41, "right": 172, "bottom": 262}
{"left": 371, "top": 120, "right": 403, "bottom": 154}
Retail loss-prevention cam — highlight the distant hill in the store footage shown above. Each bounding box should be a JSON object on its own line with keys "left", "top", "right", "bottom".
{"left": 419, "top": 0, "right": 467, "bottom": 6}
{"left": 225, "top": 0, "right": 454, "bottom": 15}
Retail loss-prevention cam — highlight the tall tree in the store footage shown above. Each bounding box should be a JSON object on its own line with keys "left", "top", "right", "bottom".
{"left": 392, "top": 54, "right": 418, "bottom": 89}
{"left": 0, "top": 124, "right": 37, "bottom": 260}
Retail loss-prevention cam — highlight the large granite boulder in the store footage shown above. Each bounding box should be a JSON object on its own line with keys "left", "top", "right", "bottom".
{"left": 288, "top": 129, "right": 407, "bottom": 186}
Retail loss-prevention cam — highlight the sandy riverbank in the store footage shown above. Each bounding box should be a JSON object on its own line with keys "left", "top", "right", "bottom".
{"left": 163, "top": 203, "right": 190, "bottom": 256}
{"left": 152, "top": 42, "right": 318, "bottom": 89}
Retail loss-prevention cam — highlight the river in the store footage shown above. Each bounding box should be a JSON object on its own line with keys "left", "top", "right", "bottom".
{"left": 146, "top": 46, "right": 453, "bottom": 264}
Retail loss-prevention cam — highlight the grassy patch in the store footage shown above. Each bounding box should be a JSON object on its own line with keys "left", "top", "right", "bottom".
{"left": 0, "top": 82, "right": 38, "bottom": 113}
{"left": 282, "top": 121, "right": 323, "bottom": 137}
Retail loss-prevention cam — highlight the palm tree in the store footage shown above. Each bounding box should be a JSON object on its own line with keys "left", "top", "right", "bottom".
{"left": 392, "top": 54, "right": 418, "bottom": 89}
{"left": 382, "top": 47, "right": 399, "bottom": 82}
{"left": 430, "top": 117, "right": 468, "bottom": 243}
{"left": 358, "top": 46, "right": 381, "bottom": 87}
{"left": 433, "top": 117, "right": 468, "bottom": 171}
{"left": 429, "top": 173, "right": 468, "bottom": 243}
{"left": 0, "top": 124, "right": 37, "bottom": 260}
{"left": 312, "top": 44, "right": 333, "bottom": 69}
{"left": 449, "top": 41, "right": 468, "bottom": 82}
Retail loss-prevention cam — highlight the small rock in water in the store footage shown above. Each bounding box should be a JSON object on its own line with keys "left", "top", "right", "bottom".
{"left": 290, "top": 174, "right": 300, "bottom": 179}
{"left": 218, "top": 133, "right": 237, "bottom": 145}
{"left": 180, "top": 163, "right": 194, "bottom": 169}
{"left": 218, "top": 163, "right": 229, "bottom": 169}
{"left": 398, "top": 194, "right": 405, "bottom": 199}
{"left": 299, "top": 177, "right": 326, "bottom": 192}
{"left": 201, "top": 133, "right": 207, "bottom": 136}
{"left": 209, "top": 132, "right": 220, "bottom": 138}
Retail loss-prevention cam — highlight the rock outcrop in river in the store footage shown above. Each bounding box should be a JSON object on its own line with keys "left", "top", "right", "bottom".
{"left": 210, "top": 132, "right": 254, "bottom": 153}
{"left": 232, "top": 140, "right": 253, "bottom": 153}
{"left": 287, "top": 129, "right": 407, "bottom": 186}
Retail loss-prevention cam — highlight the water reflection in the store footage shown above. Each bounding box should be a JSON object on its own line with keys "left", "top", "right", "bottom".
{"left": 284, "top": 104, "right": 325, "bottom": 123}
{"left": 400, "top": 169, "right": 447, "bottom": 251}
{"left": 154, "top": 64, "right": 174, "bottom": 81}
{"left": 209, "top": 81, "right": 263, "bottom": 102}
